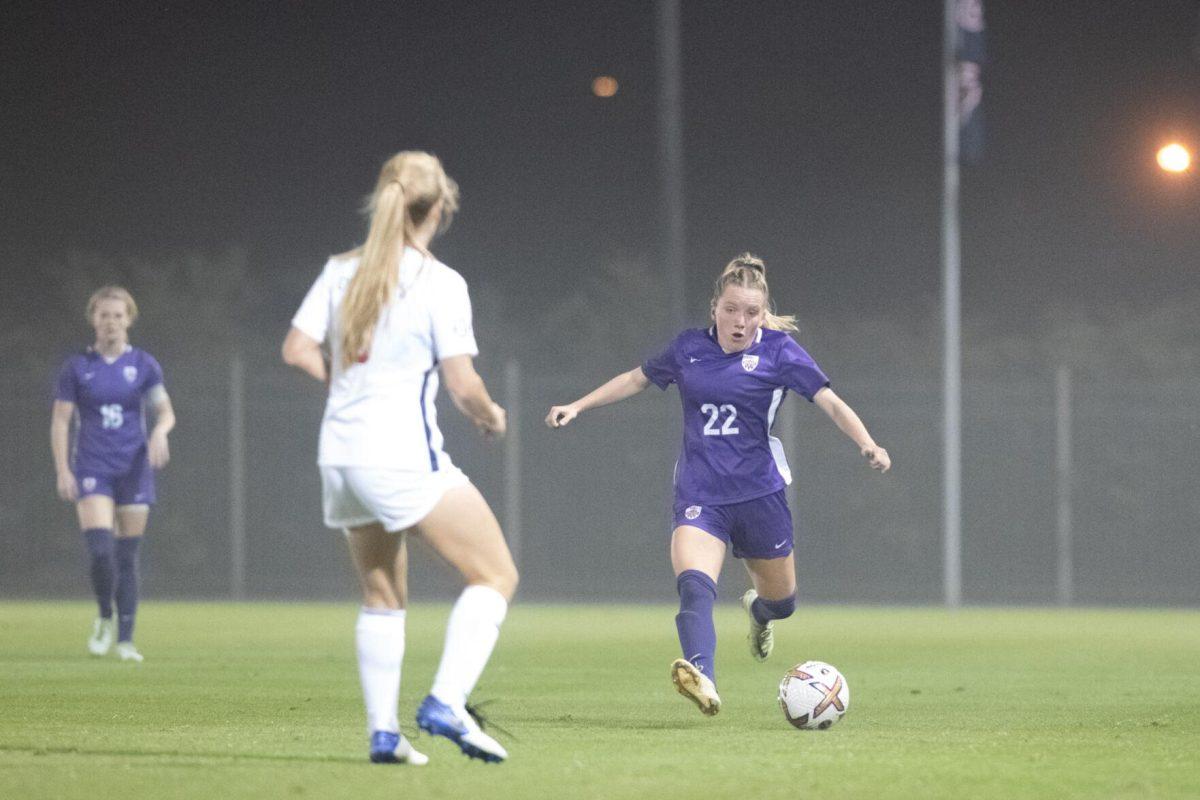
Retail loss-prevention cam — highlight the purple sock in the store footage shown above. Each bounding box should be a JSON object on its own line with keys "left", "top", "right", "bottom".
{"left": 83, "top": 528, "right": 115, "bottom": 619}
{"left": 675, "top": 570, "right": 718, "bottom": 686}
{"left": 751, "top": 593, "right": 797, "bottom": 625}
{"left": 115, "top": 537, "right": 142, "bottom": 642}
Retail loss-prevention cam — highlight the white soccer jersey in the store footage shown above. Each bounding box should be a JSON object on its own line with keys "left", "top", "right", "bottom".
{"left": 291, "top": 246, "right": 479, "bottom": 470}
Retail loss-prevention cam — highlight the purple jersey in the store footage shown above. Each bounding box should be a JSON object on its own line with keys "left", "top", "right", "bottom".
{"left": 55, "top": 347, "right": 164, "bottom": 475}
{"left": 642, "top": 327, "right": 829, "bottom": 505}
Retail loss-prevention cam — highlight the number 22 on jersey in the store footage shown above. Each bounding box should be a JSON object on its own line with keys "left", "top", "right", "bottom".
{"left": 700, "top": 403, "right": 739, "bottom": 436}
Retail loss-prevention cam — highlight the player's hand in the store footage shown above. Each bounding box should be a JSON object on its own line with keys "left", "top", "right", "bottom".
{"left": 862, "top": 444, "right": 890, "bottom": 473}
{"left": 56, "top": 470, "right": 78, "bottom": 502}
{"left": 149, "top": 430, "right": 171, "bottom": 468}
{"left": 545, "top": 404, "right": 580, "bottom": 429}
{"left": 478, "top": 403, "right": 506, "bottom": 440}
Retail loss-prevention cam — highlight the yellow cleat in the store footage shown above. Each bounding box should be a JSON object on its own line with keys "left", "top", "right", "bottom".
{"left": 670, "top": 658, "right": 721, "bottom": 716}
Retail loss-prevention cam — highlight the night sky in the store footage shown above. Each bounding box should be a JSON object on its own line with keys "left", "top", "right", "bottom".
{"left": 3, "top": 3, "right": 1199, "bottom": 609}
{"left": 4, "top": 1, "right": 1198, "bottom": 328}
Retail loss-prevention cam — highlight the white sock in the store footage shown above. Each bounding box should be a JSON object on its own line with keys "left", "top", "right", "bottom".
{"left": 430, "top": 585, "right": 508, "bottom": 709}
{"left": 356, "top": 607, "right": 406, "bottom": 734}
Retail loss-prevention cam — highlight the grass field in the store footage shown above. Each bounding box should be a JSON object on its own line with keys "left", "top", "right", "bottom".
{"left": 1, "top": 602, "right": 1197, "bottom": 799}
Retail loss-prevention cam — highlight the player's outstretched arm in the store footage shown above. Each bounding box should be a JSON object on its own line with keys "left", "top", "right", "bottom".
{"left": 50, "top": 400, "right": 79, "bottom": 501}
{"left": 813, "top": 387, "right": 891, "bottom": 472}
{"left": 545, "top": 366, "right": 651, "bottom": 428}
{"left": 281, "top": 327, "right": 329, "bottom": 383}
{"left": 440, "top": 354, "right": 506, "bottom": 439}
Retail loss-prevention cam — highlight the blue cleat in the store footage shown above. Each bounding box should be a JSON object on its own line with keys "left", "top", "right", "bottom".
{"left": 415, "top": 695, "right": 508, "bottom": 763}
{"left": 369, "top": 731, "right": 428, "bottom": 765}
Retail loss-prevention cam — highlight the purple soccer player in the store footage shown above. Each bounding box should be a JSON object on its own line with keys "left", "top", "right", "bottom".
{"left": 50, "top": 286, "right": 176, "bottom": 663}
{"left": 546, "top": 254, "right": 890, "bottom": 716}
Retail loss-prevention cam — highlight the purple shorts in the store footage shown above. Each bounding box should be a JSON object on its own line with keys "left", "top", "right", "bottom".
{"left": 76, "top": 458, "right": 155, "bottom": 506}
{"left": 672, "top": 489, "right": 794, "bottom": 560}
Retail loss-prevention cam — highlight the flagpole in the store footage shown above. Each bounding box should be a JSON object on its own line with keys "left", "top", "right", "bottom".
{"left": 657, "top": 0, "right": 685, "bottom": 330}
{"left": 942, "top": 0, "right": 963, "bottom": 608}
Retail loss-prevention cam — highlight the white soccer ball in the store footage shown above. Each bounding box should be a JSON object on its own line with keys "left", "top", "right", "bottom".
{"left": 778, "top": 660, "right": 850, "bottom": 730}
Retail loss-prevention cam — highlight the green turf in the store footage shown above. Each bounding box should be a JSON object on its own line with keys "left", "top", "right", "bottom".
{"left": 0, "top": 602, "right": 1197, "bottom": 799}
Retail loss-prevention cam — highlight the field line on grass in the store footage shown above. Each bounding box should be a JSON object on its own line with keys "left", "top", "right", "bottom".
{"left": 0, "top": 743, "right": 360, "bottom": 766}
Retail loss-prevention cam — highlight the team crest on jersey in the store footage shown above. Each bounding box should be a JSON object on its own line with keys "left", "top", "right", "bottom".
{"left": 741, "top": 354, "right": 759, "bottom": 372}
{"left": 684, "top": 505, "right": 702, "bottom": 520}
{"left": 82, "top": 477, "right": 96, "bottom": 492}
{"left": 123, "top": 366, "right": 138, "bottom": 383}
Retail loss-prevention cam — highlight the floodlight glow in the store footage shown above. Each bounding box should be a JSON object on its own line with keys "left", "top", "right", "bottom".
{"left": 1156, "top": 143, "right": 1191, "bottom": 173}
{"left": 592, "top": 76, "right": 618, "bottom": 98}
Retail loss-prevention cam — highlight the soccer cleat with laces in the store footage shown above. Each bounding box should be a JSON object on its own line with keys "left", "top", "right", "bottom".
{"left": 741, "top": 590, "right": 774, "bottom": 661}
{"left": 416, "top": 695, "right": 507, "bottom": 763}
{"left": 115, "top": 642, "right": 144, "bottom": 662}
{"left": 87, "top": 617, "right": 115, "bottom": 656}
{"left": 369, "top": 731, "right": 429, "bottom": 765}
{"left": 670, "top": 658, "right": 722, "bottom": 716}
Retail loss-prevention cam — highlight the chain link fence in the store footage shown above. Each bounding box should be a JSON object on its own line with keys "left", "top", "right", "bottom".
{"left": 3, "top": 344, "right": 1196, "bottom": 605}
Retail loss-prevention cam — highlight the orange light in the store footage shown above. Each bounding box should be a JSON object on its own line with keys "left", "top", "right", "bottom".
{"left": 1156, "top": 143, "right": 1191, "bottom": 173}
{"left": 591, "top": 76, "right": 618, "bottom": 98}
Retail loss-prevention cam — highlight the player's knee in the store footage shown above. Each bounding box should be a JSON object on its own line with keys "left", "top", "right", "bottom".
{"left": 115, "top": 537, "right": 140, "bottom": 569}
{"left": 757, "top": 593, "right": 796, "bottom": 621}
{"left": 84, "top": 529, "right": 115, "bottom": 560}
{"left": 490, "top": 563, "right": 518, "bottom": 601}
{"left": 677, "top": 570, "right": 718, "bottom": 605}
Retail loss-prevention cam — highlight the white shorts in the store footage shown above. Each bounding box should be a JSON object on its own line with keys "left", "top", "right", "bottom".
{"left": 320, "top": 465, "right": 469, "bottom": 532}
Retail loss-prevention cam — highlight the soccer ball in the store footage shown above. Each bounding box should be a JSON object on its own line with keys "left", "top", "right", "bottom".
{"left": 778, "top": 660, "right": 850, "bottom": 730}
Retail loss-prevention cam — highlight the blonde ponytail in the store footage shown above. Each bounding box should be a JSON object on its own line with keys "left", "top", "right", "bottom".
{"left": 711, "top": 253, "right": 798, "bottom": 332}
{"left": 339, "top": 152, "right": 460, "bottom": 366}
{"left": 340, "top": 181, "right": 406, "bottom": 363}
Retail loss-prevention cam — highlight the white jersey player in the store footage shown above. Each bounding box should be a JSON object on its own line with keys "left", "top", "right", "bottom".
{"left": 283, "top": 151, "right": 518, "bottom": 765}
{"left": 293, "top": 245, "right": 477, "bottom": 521}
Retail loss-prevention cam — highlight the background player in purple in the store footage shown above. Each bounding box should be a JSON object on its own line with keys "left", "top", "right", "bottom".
{"left": 50, "top": 286, "right": 176, "bottom": 663}
{"left": 546, "top": 254, "right": 890, "bottom": 716}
